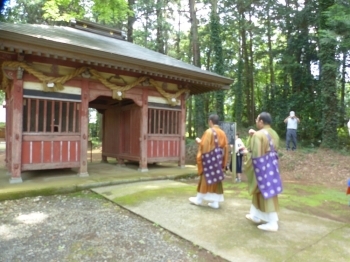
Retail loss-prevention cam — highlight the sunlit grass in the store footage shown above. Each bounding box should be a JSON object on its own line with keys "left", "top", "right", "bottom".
{"left": 225, "top": 182, "right": 347, "bottom": 206}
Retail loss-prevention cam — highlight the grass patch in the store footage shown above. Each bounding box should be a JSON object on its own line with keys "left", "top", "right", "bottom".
{"left": 0, "top": 187, "right": 79, "bottom": 201}
{"left": 223, "top": 181, "right": 348, "bottom": 211}
{"left": 281, "top": 184, "right": 347, "bottom": 208}
{"left": 112, "top": 185, "right": 195, "bottom": 206}
{"left": 223, "top": 181, "right": 250, "bottom": 199}
{"left": 300, "top": 147, "right": 318, "bottom": 154}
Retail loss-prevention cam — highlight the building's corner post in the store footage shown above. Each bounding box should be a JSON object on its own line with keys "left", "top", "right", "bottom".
{"left": 10, "top": 76, "right": 23, "bottom": 183}
{"left": 179, "top": 93, "right": 186, "bottom": 168}
{"left": 138, "top": 89, "right": 148, "bottom": 172}
{"left": 5, "top": 87, "right": 10, "bottom": 172}
{"left": 78, "top": 79, "right": 89, "bottom": 177}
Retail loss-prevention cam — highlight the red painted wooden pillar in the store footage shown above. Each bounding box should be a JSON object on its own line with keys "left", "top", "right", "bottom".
{"left": 179, "top": 93, "right": 186, "bottom": 168}
{"left": 9, "top": 77, "right": 23, "bottom": 183}
{"left": 78, "top": 79, "right": 89, "bottom": 176}
{"left": 139, "top": 89, "right": 148, "bottom": 172}
{"left": 5, "top": 89, "right": 10, "bottom": 174}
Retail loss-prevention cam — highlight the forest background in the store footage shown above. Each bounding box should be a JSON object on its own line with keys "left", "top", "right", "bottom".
{"left": 1, "top": 0, "right": 350, "bottom": 150}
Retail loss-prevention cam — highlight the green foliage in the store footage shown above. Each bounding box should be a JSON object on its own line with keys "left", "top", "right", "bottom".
{"left": 209, "top": 7, "right": 225, "bottom": 121}
{"left": 2, "top": 0, "right": 350, "bottom": 151}
{"left": 92, "top": 0, "right": 131, "bottom": 25}
{"left": 233, "top": 59, "right": 244, "bottom": 126}
{"left": 185, "top": 137, "right": 196, "bottom": 145}
{"left": 88, "top": 109, "right": 101, "bottom": 148}
{"left": 194, "top": 94, "right": 207, "bottom": 137}
{"left": 337, "top": 126, "right": 350, "bottom": 151}
{"left": 42, "top": 0, "right": 82, "bottom": 23}
{"left": 1, "top": 0, "right": 45, "bottom": 23}
{"left": 318, "top": 0, "right": 338, "bottom": 148}
{"left": 1, "top": 0, "right": 130, "bottom": 25}
{"left": 89, "top": 137, "right": 101, "bottom": 149}
{"left": 0, "top": 91, "right": 4, "bottom": 105}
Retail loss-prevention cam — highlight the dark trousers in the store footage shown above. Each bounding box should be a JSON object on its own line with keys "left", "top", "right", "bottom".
{"left": 229, "top": 154, "right": 243, "bottom": 174}
{"left": 286, "top": 129, "right": 297, "bottom": 150}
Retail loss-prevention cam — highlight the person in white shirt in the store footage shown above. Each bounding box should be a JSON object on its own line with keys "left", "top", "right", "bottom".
{"left": 284, "top": 111, "right": 300, "bottom": 151}
{"left": 229, "top": 133, "right": 246, "bottom": 182}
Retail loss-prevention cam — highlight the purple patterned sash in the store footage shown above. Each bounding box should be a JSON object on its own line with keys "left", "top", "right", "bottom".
{"left": 201, "top": 128, "right": 225, "bottom": 185}
{"left": 252, "top": 130, "right": 283, "bottom": 199}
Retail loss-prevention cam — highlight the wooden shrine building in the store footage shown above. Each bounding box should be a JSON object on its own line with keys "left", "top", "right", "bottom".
{"left": 0, "top": 21, "right": 233, "bottom": 183}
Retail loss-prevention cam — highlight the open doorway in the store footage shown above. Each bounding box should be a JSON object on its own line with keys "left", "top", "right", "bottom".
{"left": 88, "top": 96, "right": 138, "bottom": 164}
{"left": 87, "top": 108, "right": 102, "bottom": 163}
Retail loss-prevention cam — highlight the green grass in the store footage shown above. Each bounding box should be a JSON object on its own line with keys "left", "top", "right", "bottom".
{"left": 112, "top": 185, "right": 195, "bottom": 206}
{"left": 280, "top": 184, "right": 347, "bottom": 207}
{"left": 0, "top": 187, "right": 78, "bottom": 201}
{"left": 223, "top": 181, "right": 349, "bottom": 219}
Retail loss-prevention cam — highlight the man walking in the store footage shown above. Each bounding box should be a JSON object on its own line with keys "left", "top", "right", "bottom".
{"left": 284, "top": 111, "right": 300, "bottom": 151}
{"left": 189, "top": 114, "right": 229, "bottom": 209}
{"left": 245, "top": 112, "right": 281, "bottom": 231}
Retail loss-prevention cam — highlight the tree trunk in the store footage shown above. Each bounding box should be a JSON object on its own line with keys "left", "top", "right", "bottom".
{"left": 319, "top": 0, "right": 338, "bottom": 148}
{"left": 189, "top": 0, "right": 200, "bottom": 67}
{"left": 267, "top": 8, "right": 275, "bottom": 89}
{"left": 189, "top": 0, "right": 206, "bottom": 137}
{"left": 127, "top": 0, "right": 135, "bottom": 43}
{"left": 248, "top": 13, "right": 255, "bottom": 123}
{"left": 242, "top": 17, "right": 250, "bottom": 124}
{"left": 339, "top": 51, "right": 346, "bottom": 127}
{"left": 156, "top": 0, "right": 165, "bottom": 54}
{"left": 210, "top": 0, "right": 225, "bottom": 121}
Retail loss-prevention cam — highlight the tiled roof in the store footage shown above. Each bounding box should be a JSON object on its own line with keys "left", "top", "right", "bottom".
{"left": 0, "top": 22, "right": 233, "bottom": 93}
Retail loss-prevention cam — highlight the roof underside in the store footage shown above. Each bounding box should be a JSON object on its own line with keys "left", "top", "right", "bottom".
{"left": 0, "top": 22, "right": 234, "bottom": 94}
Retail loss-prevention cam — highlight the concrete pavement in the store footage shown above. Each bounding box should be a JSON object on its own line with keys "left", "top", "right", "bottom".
{"left": 92, "top": 180, "right": 350, "bottom": 262}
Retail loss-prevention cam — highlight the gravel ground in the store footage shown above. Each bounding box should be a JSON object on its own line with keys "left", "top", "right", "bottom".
{"left": 0, "top": 191, "right": 226, "bottom": 262}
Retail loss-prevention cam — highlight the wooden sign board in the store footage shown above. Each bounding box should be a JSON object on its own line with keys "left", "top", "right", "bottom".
{"left": 219, "top": 121, "right": 236, "bottom": 180}
{"left": 219, "top": 121, "right": 236, "bottom": 145}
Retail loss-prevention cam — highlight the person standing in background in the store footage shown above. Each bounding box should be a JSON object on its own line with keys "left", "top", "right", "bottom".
{"left": 284, "top": 111, "right": 300, "bottom": 151}
{"left": 229, "top": 133, "right": 246, "bottom": 183}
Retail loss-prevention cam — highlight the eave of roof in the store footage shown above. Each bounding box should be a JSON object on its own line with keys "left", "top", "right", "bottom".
{"left": 0, "top": 22, "right": 234, "bottom": 93}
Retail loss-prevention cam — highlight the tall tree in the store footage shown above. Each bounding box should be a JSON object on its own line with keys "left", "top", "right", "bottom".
{"left": 319, "top": 0, "right": 338, "bottom": 147}
{"left": 127, "top": 0, "right": 136, "bottom": 43}
{"left": 210, "top": 0, "right": 225, "bottom": 121}
{"left": 189, "top": 0, "right": 206, "bottom": 137}
{"left": 155, "top": 0, "right": 165, "bottom": 53}
{"left": 324, "top": 1, "right": 350, "bottom": 127}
